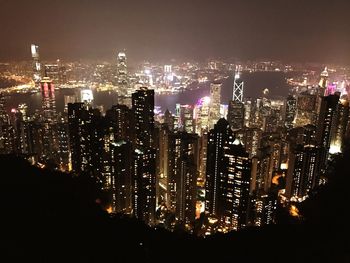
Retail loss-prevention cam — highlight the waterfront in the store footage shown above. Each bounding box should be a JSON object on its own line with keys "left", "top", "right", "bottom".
{"left": 4, "top": 71, "right": 292, "bottom": 114}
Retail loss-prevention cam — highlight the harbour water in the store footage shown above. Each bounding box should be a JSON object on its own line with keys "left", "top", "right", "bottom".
{"left": 4, "top": 72, "right": 292, "bottom": 114}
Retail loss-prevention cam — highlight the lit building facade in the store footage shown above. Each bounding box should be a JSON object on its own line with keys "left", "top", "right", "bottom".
{"left": 227, "top": 100, "right": 244, "bottom": 131}
{"left": 167, "top": 132, "right": 199, "bottom": 226}
{"left": 286, "top": 144, "right": 321, "bottom": 202}
{"left": 232, "top": 67, "right": 244, "bottom": 102}
{"left": 132, "top": 87, "right": 156, "bottom": 225}
{"left": 40, "top": 77, "right": 59, "bottom": 161}
{"left": 285, "top": 95, "right": 297, "bottom": 129}
{"left": 205, "top": 118, "right": 251, "bottom": 231}
{"left": 194, "top": 96, "right": 211, "bottom": 136}
{"left": 116, "top": 51, "right": 130, "bottom": 105}
{"left": 31, "top": 44, "right": 42, "bottom": 84}
{"left": 109, "top": 140, "right": 133, "bottom": 214}
{"left": 68, "top": 103, "right": 104, "bottom": 178}
{"left": 316, "top": 93, "right": 340, "bottom": 173}
{"left": 294, "top": 93, "right": 317, "bottom": 127}
{"left": 209, "top": 82, "right": 222, "bottom": 129}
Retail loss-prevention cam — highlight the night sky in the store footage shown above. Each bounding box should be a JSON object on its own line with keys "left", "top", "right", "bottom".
{"left": 0, "top": 0, "right": 349, "bottom": 63}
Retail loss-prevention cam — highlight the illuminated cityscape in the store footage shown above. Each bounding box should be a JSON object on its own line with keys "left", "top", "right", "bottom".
{"left": 1, "top": 43, "right": 349, "bottom": 232}
{"left": 0, "top": 0, "right": 350, "bottom": 261}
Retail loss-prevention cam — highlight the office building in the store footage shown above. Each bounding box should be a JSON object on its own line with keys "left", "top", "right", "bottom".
{"left": 209, "top": 82, "right": 222, "bottom": 129}
{"left": 31, "top": 44, "right": 42, "bottom": 84}
{"left": 227, "top": 100, "right": 244, "bottom": 130}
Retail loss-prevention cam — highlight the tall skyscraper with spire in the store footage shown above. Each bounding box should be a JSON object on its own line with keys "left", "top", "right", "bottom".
{"left": 31, "top": 44, "right": 42, "bottom": 84}
{"left": 116, "top": 50, "right": 130, "bottom": 106}
{"left": 232, "top": 65, "right": 244, "bottom": 102}
{"left": 228, "top": 65, "right": 245, "bottom": 130}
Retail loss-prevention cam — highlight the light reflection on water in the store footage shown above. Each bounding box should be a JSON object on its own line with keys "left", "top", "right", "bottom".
{"left": 5, "top": 72, "right": 291, "bottom": 114}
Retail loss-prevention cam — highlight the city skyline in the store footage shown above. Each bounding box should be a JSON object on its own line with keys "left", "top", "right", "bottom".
{"left": 1, "top": 1, "right": 350, "bottom": 261}
{"left": 1, "top": 0, "right": 350, "bottom": 63}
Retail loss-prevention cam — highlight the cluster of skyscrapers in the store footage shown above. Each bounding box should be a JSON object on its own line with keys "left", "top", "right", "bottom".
{"left": 0, "top": 46, "right": 349, "bottom": 235}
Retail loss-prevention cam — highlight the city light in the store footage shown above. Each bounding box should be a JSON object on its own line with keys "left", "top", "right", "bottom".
{"left": 0, "top": 1, "right": 349, "bottom": 261}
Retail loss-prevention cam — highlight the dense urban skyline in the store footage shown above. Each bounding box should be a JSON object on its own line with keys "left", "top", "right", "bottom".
{"left": 1, "top": 0, "right": 350, "bottom": 63}
{"left": 1, "top": 1, "right": 350, "bottom": 261}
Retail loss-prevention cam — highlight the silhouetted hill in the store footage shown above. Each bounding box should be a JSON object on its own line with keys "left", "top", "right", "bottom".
{"left": 0, "top": 149, "right": 349, "bottom": 262}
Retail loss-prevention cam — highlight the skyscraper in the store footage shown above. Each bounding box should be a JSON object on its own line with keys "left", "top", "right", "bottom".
{"left": 194, "top": 96, "right": 211, "bottom": 135}
{"left": 105, "top": 104, "right": 133, "bottom": 142}
{"left": 209, "top": 82, "right": 221, "bottom": 129}
{"left": 167, "top": 132, "right": 199, "bottom": 227}
{"left": 286, "top": 144, "right": 321, "bottom": 202}
{"left": 294, "top": 93, "right": 317, "bottom": 127}
{"left": 0, "top": 93, "right": 8, "bottom": 125}
{"left": 157, "top": 124, "right": 170, "bottom": 207}
{"left": 250, "top": 146, "right": 274, "bottom": 194}
{"left": 40, "top": 77, "right": 57, "bottom": 123}
{"left": 285, "top": 124, "right": 320, "bottom": 201}
{"left": 236, "top": 127, "right": 262, "bottom": 158}
{"left": 116, "top": 51, "right": 129, "bottom": 105}
{"left": 109, "top": 140, "right": 133, "bottom": 214}
{"left": 177, "top": 104, "right": 194, "bottom": 133}
{"left": 132, "top": 87, "right": 155, "bottom": 149}
{"left": 222, "top": 138, "right": 251, "bottom": 230}
{"left": 243, "top": 98, "right": 252, "bottom": 127}
{"left": 117, "top": 51, "right": 127, "bottom": 84}
{"left": 44, "top": 60, "right": 67, "bottom": 85}
{"left": 227, "top": 100, "right": 244, "bottom": 131}
{"left": 57, "top": 117, "right": 70, "bottom": 171}
{"left": 285, "top": 95, "right": 297, "bottom": 129}
{"left": 133, "top": 148, "right": 156, "bottom": 225}
{"left": 40, "top": 77, "right": 58, "bottom": 161}
{"left": 68, "top": 103, "right": 104, "bottom": 178}
{"left": 131, "top": 87, "right": 156, "bottom": 225}
{"left": 205, "top": 118, "right": 251, "bottom": 231}
{"left": 329, "top": 96, "right": 349, "bottom": 154}
{"left": 318, "top": 67, "right": 329, "bottom": 96}
{"left": 316, "top": 93, "right": 340, "bottom": 173}
{"left": 164, "top": 109, "right": 174, "bottom": 131}
{"left": 232, "top": 66, "right": 244, "bottom": 102}
{"left": 31, "top": 44, "right": 41, "bottom": 84}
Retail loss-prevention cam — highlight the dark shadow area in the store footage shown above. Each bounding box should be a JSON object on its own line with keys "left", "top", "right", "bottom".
{"left": 0, "top": 145, "right": 349, "bottom": 262}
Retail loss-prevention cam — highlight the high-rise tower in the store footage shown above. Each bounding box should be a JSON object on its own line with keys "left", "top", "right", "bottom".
{"left": 116, "top": 51, "right": 129, "bottom": 105}
{"left": 167, "top": 132, "right": 199, "bottom": 226}
{"left": 227, "top": 100, "right": 244, "bottom": 130}
{"left": 68, "top": 103, "right": 104, "bottom": 178}
{"left": 285, "top": 95, "right": 297, "bottom": 129}
{"left": 31, "top": 44, "right": 42, "bottom": 84}
{"left": 209, "top": 82, "right": 221, "bottom": 129}
{"left": 318, "top": 67, "right": 329, "bottom": 96}
{"left": 316, "top": 93, "right": 340, "bottom": 172}
{"left": 205, "top": 118, "right": 251, "bottom": 231}
{"left": 228, "top": 66, "right": 245, "bottom": 131}
{"left": 40, "top": 77, "right": 58, "bottom": 160}
{"left": 232, "top": 65, "right": 244, "bottom": 102}
{"left": 131, "top": 87, "right": 156, "bottom": 225}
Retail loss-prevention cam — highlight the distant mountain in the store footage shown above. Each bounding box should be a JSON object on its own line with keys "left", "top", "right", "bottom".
{"left": 0, "top": 77, "right": 21, "bottom": 89}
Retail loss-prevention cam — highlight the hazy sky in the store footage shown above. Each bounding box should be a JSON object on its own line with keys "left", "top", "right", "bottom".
{"left": 0, "top": 0, "right": 349, "bottom": 63}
